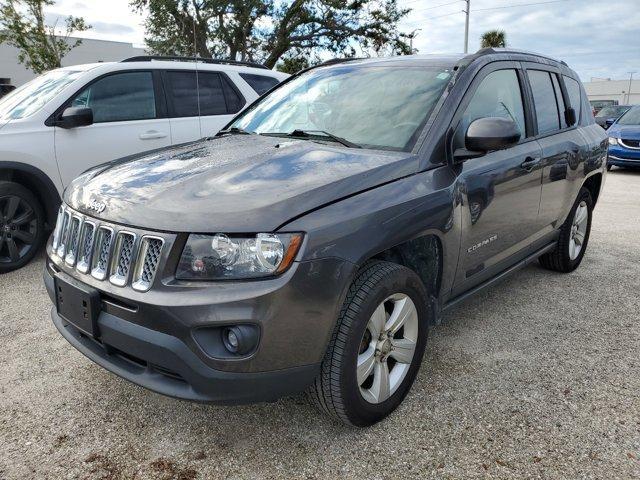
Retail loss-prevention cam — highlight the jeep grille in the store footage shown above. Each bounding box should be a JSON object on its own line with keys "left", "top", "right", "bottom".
{"left": 51, "top": 206, "right": 166, "bottom": 291}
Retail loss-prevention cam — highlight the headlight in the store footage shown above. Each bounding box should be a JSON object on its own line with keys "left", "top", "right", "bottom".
{"left": 608, "top": 137, "right": 618, "bottom": 146}
{"left": 176, "top": 233, "right": 303, "bottom": 280}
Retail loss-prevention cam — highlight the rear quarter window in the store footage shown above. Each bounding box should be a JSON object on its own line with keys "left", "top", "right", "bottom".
{"left": 563, "top": 75, "right": 582, "bottom": 121}
{"left": 240, "top": 73, "right": 280, "bottom": 95}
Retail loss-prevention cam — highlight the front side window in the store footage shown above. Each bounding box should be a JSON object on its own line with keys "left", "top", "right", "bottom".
{"left": 72, "top": 71, "right": 156, "bottom": 123}
{"left": 231, "top": 65, "right": 453, "bottom": 151}
{"left": 454, "top": 69, "right": 526, "bottom": 149}
{"left": 240, "top": 73, "right": 280, "bottom": 95}
{"left": 0, "top": 69, "right": 83, "bottom": 120}
{"left": 616, "top": 105, "right": 640, "bottom": 125}
{"left": 528, "top": 70, "right": 561, "bottom": 134}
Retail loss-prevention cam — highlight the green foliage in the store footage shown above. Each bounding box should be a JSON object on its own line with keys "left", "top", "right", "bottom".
{"left": 0, "top": 0, "right": 90, "bottom": 74}
{"left": 130, "top": 0, "right": 412, "bottom": 69}
{"left": 480, "top": 29, "right": 506, "bottom": 49}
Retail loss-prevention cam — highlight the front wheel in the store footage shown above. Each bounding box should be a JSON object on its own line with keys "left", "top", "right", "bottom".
{"left": 308, "top": 261, "right": 430, "bottom": 427}
{"left": 539, "top": 187, "right": 593, "bottom": 273}
{"left": 0, "top": 181, "right": 45, "bottom": 273}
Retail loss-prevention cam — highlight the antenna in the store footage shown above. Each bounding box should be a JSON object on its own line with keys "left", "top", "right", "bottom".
{"left": 193, "top": 15, "right": 201, "bottom": 134}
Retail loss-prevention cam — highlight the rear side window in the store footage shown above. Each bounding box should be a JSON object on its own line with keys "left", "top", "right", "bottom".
{"left": 240, "top": 73, "right": 280, "bottom": 95}
{"left": 455, "top": 69, "right": 526, "bottom": 148}
{"left": 72, "top": 71, "right": 156, "bottom": 123}
{"left": 528, "top": 70, "right": 561, "bottom": 134}
{"left": 221, "top": 75, "right": 244, "bottom": 113}
{"left": 550, "top": 74, "right": 567, "bottom": 128}
{"left": 166, "top": 71, "right": 244, "bottom": 117}
{"left": 563, "top": 75, "right": 582, "bottom": 120}
{"left": 166, "top": 71, "right": 199, "bottom": 117}
{"left": 197, "top": 72, "right": 227, "bottom": 116}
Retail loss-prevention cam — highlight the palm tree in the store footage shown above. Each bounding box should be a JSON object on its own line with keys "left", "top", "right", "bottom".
{"left": 480, "top": 29, "right": 507, "bottom": 48}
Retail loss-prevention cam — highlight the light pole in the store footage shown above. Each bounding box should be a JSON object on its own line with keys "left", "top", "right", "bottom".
{"left": 627, "top": 71, "right": 636, "bottom": 104}
{"left": 463, "top": 0, "right": 471, "bottom": 53}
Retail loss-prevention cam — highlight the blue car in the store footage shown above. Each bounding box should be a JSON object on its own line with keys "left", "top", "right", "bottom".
{"left": 607, "top": 105, "right": 640, "bottom": 170}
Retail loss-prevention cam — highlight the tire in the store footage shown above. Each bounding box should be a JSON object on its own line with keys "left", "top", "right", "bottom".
{"left": 0, "top": 181, "right": 45, "bottom": 273}
{"left": 539, "top": 187, "right": 593, "bottom": 273}
{"left": 606, "top": 164, "right": 612, "bottom": 171}
{"left": 308, "top": 260, "right": 430, "bottom": 427}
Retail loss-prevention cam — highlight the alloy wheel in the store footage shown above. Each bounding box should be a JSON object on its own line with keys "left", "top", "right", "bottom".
{"left": 0, "top": 195, "right": 38, "bottom": 264}
{"left": 357, "top": 293, "right": 419, "bottom": 404}
{"left": 569, "top": 200, "right": 588, "bottom": 261}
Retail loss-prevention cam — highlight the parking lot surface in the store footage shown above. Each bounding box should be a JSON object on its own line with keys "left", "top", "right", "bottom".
{"left": 1, "top": 170, "right": 639, "bottom": 479}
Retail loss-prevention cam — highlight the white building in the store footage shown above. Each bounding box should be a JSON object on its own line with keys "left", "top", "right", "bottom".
{"left": 0, "top": 36, "right": 145, "bottom": 87}
{"left": 583, "top": 77, "right": 640, "bottom": 106}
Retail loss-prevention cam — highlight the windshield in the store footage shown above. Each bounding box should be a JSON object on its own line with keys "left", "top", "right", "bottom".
{"left": 231, "top": 65, "right": 453, "bottom": 151}
{"left": 0, "top": 69, "right": 83, "bottom": 121}
{"left": 616, "top": 106, "right": 640, "bottom": 126}
{"left": 596, "top": 105, "right": 629, "bottom": 118}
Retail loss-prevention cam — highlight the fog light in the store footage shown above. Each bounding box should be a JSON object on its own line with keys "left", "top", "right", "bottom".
{"left": 226, "top": 329, "right": 239, "bottom": 350}
{"left": 222, "top": 325, "right": 258, "bottom": 355}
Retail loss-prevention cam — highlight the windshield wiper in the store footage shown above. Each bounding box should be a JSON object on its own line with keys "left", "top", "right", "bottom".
{"left": 262, "top": 129, "right": 361, "bottom": 148}
{"left": 216, "top": 126, "right": 254, "bottom": 136}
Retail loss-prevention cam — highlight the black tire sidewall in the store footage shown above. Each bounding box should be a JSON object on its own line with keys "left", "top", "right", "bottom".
{"left": 340, "top": 267, "right": 429, "bottom": 426}
{"left": 0, "top": 181, "right": 45, "bottom": 273}
{"left": 563, "top": 188, "right": 593, "bottom": 270}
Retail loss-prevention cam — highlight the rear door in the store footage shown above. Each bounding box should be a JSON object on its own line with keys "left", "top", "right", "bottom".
{"left": 54, "top": 70, "right": 171, "bottom": 186}
{"left": 523, "top": 65, "right": 586, "bottom": 228}
{"left": 451, "top": 62, "right": 545, "bottom": 296}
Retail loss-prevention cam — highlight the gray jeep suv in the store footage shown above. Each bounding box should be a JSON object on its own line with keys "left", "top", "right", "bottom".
{"left": 45, "top": 49, "right": 607, "bottom": 427}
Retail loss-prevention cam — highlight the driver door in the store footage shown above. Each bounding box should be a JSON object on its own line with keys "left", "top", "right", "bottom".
{"left": 54, "top": 70, "right": 171, "bottom": 186}
{"left": 451, "top": 63, "right": 544, "bottom": 296}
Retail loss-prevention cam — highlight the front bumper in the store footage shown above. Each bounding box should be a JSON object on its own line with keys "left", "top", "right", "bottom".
{"left": 45, "top": 252, "right": 354, "bottom": 403}
{"left": 608, "top": 145, "right": 640, "bottom": 167}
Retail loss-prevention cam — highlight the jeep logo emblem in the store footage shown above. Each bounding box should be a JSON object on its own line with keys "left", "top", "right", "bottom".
{"left": 86, "top": 199, "right": 106, "bottom": 214}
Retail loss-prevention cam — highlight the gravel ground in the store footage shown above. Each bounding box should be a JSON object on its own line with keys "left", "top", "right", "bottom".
{"left": 1, "top": 169, "right": 639, "bottom": 480}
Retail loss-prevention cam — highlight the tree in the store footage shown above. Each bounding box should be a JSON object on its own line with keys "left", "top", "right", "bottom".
{"left": 0, "top": 0, "right": 90, "bottom": 74}
{"left": 480, "top": 29, "right": 506, "bottom": 49}
{"left": 130, "top": 0, "right": 413, "bottom": 69}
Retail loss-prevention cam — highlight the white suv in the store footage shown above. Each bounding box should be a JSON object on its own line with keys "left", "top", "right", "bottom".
{"left": 0, "top": 56, "right": 288, "bottom": 272}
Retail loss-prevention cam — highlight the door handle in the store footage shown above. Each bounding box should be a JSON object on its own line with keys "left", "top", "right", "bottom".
{"left": 139, "top": 130, "right": 167, "bottom": 140}
{"left": 520, "top": 157, "right": 540, "bottom": 171}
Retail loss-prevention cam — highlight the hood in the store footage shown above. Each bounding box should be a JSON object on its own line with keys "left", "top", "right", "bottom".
{"left": 608, "top": 124, "right": 640, "bottom": 140}
{"left": 66, "top": 135, "right": 418, "bottom": 232}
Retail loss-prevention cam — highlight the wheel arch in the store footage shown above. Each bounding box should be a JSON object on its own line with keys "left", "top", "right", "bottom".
{"left": 582, "top": 172, "right": 603, "bottom": 205}
{"left": 0, "top": 162, "right": 61, "bottom": 228}
{"left": 368, "top": 233, "right": 444, "bottom": 325}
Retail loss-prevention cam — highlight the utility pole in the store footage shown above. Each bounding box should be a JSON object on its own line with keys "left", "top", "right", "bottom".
{"left": 463, "top": 0, "right": 471, "bottom": 53}
{"left": 627, "top": 71, "right": 636, "bottom": 104}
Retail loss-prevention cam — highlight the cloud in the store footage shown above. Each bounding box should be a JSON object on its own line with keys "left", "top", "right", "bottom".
{"left": 400, "top": 0, "right": 640, "bottom": 80}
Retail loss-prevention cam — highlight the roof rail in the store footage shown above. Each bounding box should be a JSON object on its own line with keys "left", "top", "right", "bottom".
{"left": 121, "top": 55, "right": 269, "bottom": 70}
{"left": 474, "top": 47, "right": 568, "bottom": 66}
{"left": 316, "top": 57, "right": 365, "bottom": 67}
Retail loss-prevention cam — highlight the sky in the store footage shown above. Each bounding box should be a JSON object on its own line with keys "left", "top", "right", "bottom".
{"left": 44, "top": 0, "right": 640, "bottom": 82}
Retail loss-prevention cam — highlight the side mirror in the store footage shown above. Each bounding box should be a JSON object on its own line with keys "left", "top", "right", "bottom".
{"left": 565, "top": 107, "right": 577, "bottom": 126}
{"left": 454, "top": 117, "right": 521, "bottom": 162}
{"left": 56, "top": 107, "right": 93, "bottom": 129}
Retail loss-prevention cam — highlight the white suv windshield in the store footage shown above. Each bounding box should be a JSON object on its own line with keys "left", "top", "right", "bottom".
{"left": 232, "top": 65, "right": 452, "bottom": 151}
{"left": 0, "top": 69, "right": 83, "bottom": 121}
